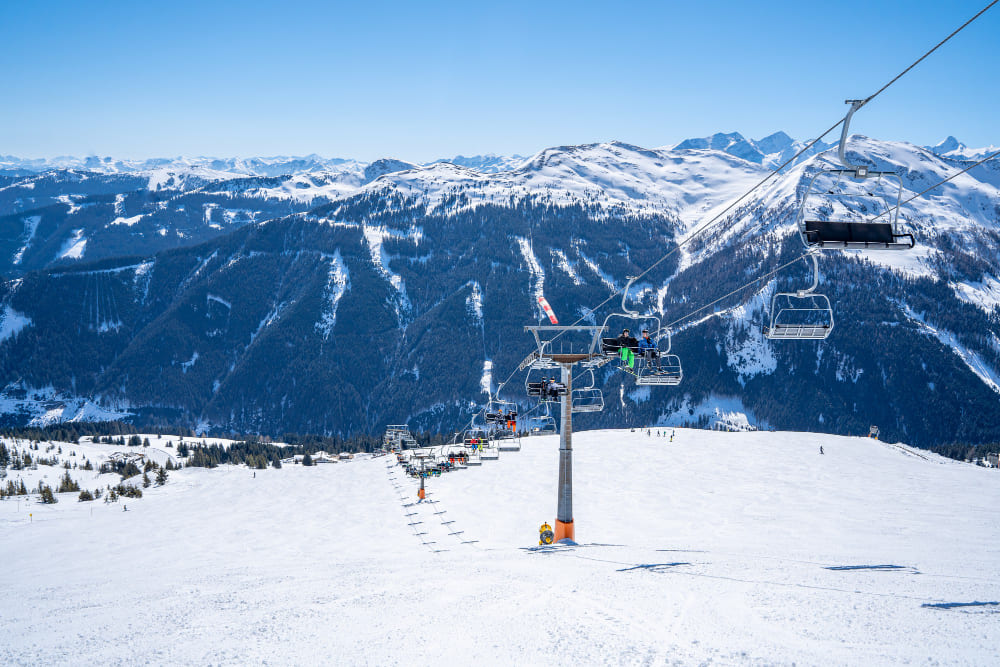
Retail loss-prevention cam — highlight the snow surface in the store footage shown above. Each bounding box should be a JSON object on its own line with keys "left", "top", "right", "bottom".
{"left": 466, "top": 281, "right": 484, "bottom": 322}
{"left": 1, "top": 427, "right": 998, "bottom": 665}
{"left": 109, "top": 214, "right": 145, "bottom": 227}
{"left": 315, "top": 251, "right": 350, "bottom": 340}
{"left": 0, "top": 385, "right": 130, "bottom": 426}
{"left": 0, "top": 305, "right": 31, "bottom": 343}
{"left": 516, "top": 236, "right": 545, "bottom": 303}
{"left": 57, "top": 229, "right": 87, "bottom": 260}
{"left": 11, "top": 215, "right": 40, "bottom": 265}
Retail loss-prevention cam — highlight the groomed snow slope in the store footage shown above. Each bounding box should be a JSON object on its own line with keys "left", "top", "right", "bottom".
{"left": 1, "top": 428, "right": 998, "bottom": 665}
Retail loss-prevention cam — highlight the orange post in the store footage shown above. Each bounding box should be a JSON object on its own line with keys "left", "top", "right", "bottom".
{"left": 554, "top": 519, "right": 574, "bottom": 542}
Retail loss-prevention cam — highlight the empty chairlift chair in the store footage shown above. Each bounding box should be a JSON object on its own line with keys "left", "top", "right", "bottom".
{"left": 764, "top": 252, "right": 834, "bottom": 340}
{"left": 529, "top": 403, "right": 558, "bottom": 435}
{"left": 571, "top": 369, "right": 604, "bottom": 413}
{"left": 798, "top": 100, "right": 915, "bottom": 252}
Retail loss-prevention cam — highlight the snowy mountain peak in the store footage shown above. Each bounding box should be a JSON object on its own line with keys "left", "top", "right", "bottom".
{"left": 924, "top": 136, "right": 998, "bottom": 161}
{"left": 929, "top": 136, "right": 965, "bottom": 154}
{"left": 754, "top": 131, "right": 795, "bottom": 155}
{"left": 670, "top": 131, "right": 832, "bottom": 169}
{"left": 431, "top": 154, "right": 527, "bottom": 173}
{"left": 363, "top": 158, "right": 420, "bottom": 184}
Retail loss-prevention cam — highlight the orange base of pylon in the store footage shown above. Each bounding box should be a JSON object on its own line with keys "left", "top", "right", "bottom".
{"left": 554, "top": 519, "right": 574, "bottom": 542}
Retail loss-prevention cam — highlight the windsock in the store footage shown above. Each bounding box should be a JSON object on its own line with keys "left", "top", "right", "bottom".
{"left": 538, "top": 296, "right": 559, "bottom": 324}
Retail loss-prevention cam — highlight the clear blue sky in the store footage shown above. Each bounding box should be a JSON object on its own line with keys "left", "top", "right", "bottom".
{"left": 1, "top": 0, "right": 996, "bottom": 162}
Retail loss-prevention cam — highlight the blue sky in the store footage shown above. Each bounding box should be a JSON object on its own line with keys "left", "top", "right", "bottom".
{"left": 0, "top": 0, "right": 996, "bottom": 162}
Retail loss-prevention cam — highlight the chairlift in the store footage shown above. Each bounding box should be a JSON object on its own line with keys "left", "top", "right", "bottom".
{"left": 462, "top": 427, "right": 489, "bottom": 448}
{"left": 798, "top": 100, "right": 915, "bottom": 251}
{"left": 600, "top": 277, "right": 682, "bottom": 386}
{"left": 484, "top": 397, "right": 518, "bottom": 433}
{"left": 571, "top": 368, "right": 605, "bottom": 413}
{"left": 529, "top": 404, "right": 558, "bottom": 436}
{"left": 498, "top": 436, "right": 521, "bottom": 452}
{"left": 633, "top": 328, "right": 682, "bottom": 386}
{"left": 525, "top": 367, "right": 567, "bottom": 403}
{"left": 764, "top": 252, "right": 834, "bottom": 340}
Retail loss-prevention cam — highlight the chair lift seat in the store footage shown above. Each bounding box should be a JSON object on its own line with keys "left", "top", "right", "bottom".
{"left": 764, "top": 323, "right": 832, "bottom": 340}
{"left": 526, "top": 382, "right": 567, "bottom": 397}
{"left": 805, "top": 220, "right": 914, "bottom": 250}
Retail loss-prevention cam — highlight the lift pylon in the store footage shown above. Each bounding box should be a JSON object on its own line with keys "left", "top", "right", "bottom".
{"left": 524, "top": 324, "right": 605, "bottom": 543}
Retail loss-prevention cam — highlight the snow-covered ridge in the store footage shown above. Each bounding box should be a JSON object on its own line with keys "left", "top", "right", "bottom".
{"left": 361, "top": 140, "right": 771, "bottom": 223}
{"left": 668, "top": 130, "right": 834, "bottom": 169}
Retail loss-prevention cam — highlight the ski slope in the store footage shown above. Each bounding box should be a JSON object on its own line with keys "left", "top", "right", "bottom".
{"left": 1, "top": 428, "right": 998, "bottom": 665}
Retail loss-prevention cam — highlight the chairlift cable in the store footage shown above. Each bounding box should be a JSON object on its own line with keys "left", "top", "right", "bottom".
{"left": 858, "top": 0, "right": 998, "bottom": 111}
{"left": 865, "top": 148, "right": 1000, "bottom": 224}
{"left": 663, "top": 252, "right": 812, "bottom": 331}
{"left": 483, "top": 2, "right": 998, "bottom": 407}
{"left": 550, "top": 0, "right": 998, "bottom": 343}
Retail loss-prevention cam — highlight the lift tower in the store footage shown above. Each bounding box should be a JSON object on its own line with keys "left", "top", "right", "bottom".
{"left": 522, "top": 325, "right": 607, "bottom": 542}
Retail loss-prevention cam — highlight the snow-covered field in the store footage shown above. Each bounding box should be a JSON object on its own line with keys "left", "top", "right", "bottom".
{"left": 1, "top": 428, "right": 998, "bottom": 665}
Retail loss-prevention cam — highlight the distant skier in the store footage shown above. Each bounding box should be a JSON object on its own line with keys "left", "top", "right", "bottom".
{"left": 820, "top": 446, "right": 824, "bottom": 455}
{"left": 670, "top": 430, "right": 675, "bottom": 442}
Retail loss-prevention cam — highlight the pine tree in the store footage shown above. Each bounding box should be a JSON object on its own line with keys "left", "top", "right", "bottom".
{"left": 39, "top": 484, "right": 56, "bottom": 504}
{"left": 155, "top": 468, "right": 168, "bottom": 486}
{"left": 57, "top": 471, "right": 79, "bottom": 493}
{"left": 142, "top": 473, "right": 151, "bottom": 488}
{"left": 78, "top": 489, "right": 94, "bottom": 502}
{"left": 302, "top": 453, "right": 313, "bottom": 466}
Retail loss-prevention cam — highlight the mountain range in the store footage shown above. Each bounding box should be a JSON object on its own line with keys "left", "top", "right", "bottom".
{"left": 0, "top": 131, "right": 998, "bottom": 455}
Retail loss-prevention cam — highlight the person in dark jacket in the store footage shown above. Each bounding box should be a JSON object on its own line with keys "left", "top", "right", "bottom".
{"left": 616, "top": 328, "right": 635, "bottom": 350}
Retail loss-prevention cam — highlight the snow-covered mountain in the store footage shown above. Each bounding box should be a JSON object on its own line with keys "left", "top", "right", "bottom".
{"left": 0, "top": 133, "right": 998, "bottom": 452}
{"left": 0, "top": 153, "right": 366, "bottom": 178}
{"left": 428, "top": 153, "right": 528, "bottom": 173}
{"left": 668, "top": 130, "right": 835, "bottom": 169}
{"left": 925, "top": 135, "right": 1000, "bottom": 162}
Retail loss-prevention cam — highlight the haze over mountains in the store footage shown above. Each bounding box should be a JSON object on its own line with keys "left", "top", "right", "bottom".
{"left": 0, "top": 131, "right": 998, "bottom": 455}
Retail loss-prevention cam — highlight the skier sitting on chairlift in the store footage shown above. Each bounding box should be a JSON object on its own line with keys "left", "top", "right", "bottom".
{"left": 547, "top": 379, "right": 566, "bottom": 400}
{"left": 618, "top": 328, "right": 638, "bottom": 353}
{"left": 637, "top": 329, "right": 662, "bottom": 372}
